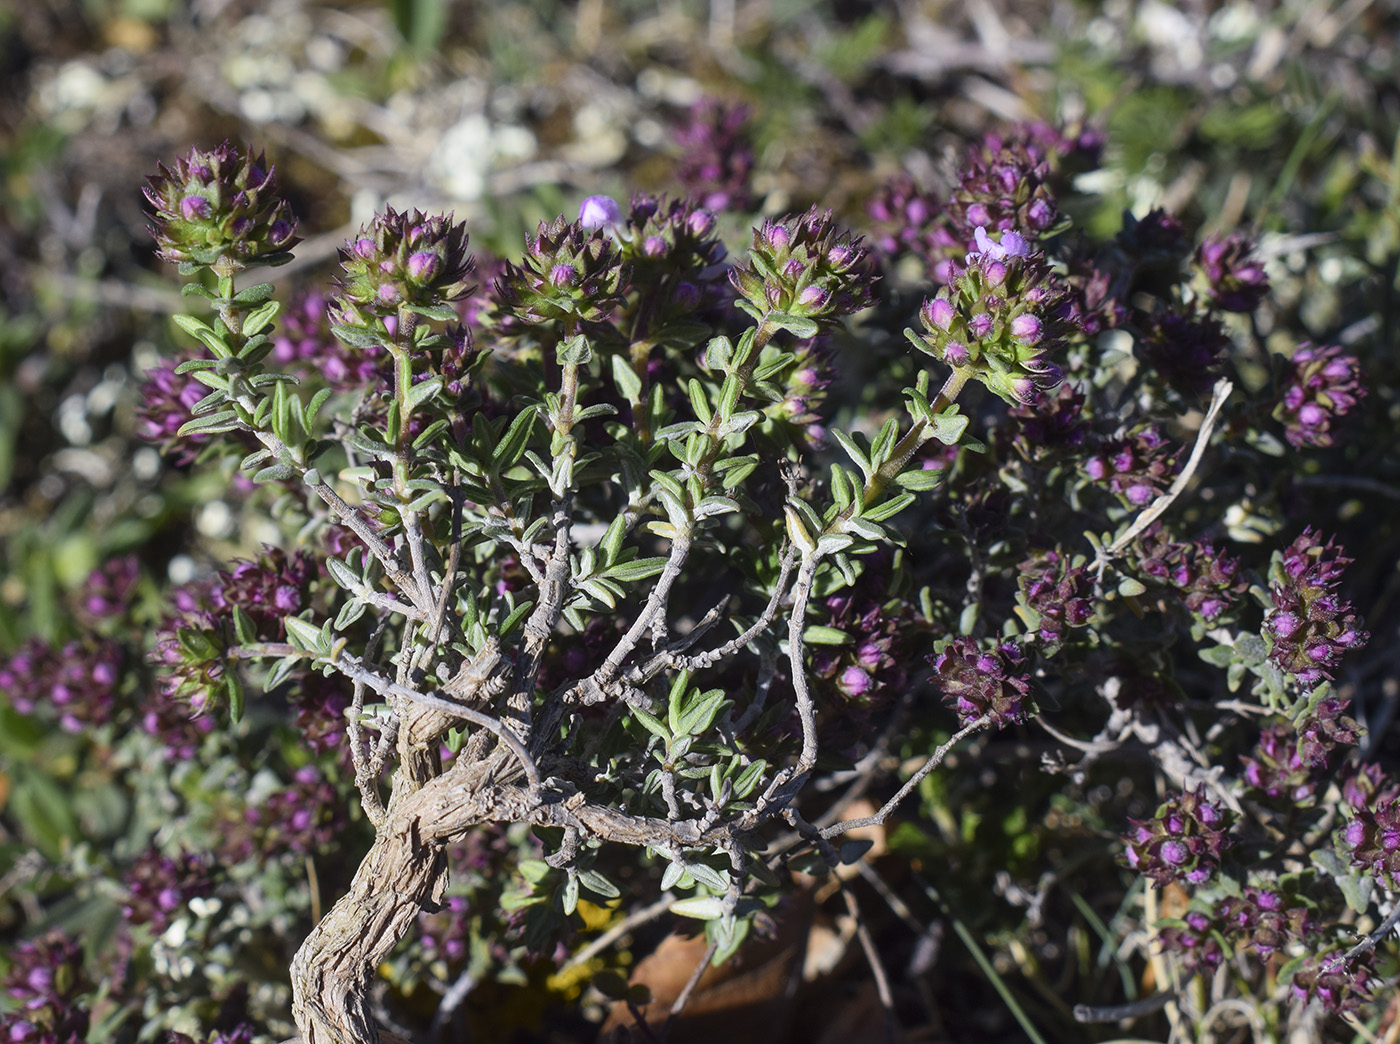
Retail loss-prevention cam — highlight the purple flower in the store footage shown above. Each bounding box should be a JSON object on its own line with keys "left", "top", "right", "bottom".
{"left": 1016, "top": 549, "right": 1094, "bottom": 653}
{"left": 135, "top": 355, "right": 218, "bottom": 466}
{"left": 672, "top": 99, "right": 756, "bottom": 212}
{"left": 1194, "top": 232, "right": 1270, "bottom": 313}
{"left": 144, "top": 141, "right": 300, "bottom": 271}
{"left": 1217, "top": 885, "right": 1315, "bottom": 960}
{"left": 729, "top": 208, "right": 875, "bottom": 327}
{"left": 123, "top": 848, "right": 215, "bottom": 931}
{"left": 1082, "top": 427, "right": 1178, "bottom": 507}
{"left": 495, "top": 216, "right": 629, "bottom": 325}
{"left": 929, "top": 637, "right": 1032, "bottom": 728}
{"left": 1264, "top": 530, "right": 1367, "bottom": 686}
{"left": 1120, "top": 788, "right": 1232, "bottom": 886}
{"left": 578, "top": 195, "right": 623, "bottom": 229}
{"left": 1274, "top": 343, "right": 1365, "bottom": 449}
{"left": 1155, "top": 909, "right": 1226, "bottom": 975}
{"left": 1134, "top": 308, "right": 1231, "bottom": 397}
{"left": 332, "top": 207, "right": 473, "bottom": 321}
{"left": 1291, "top": 954, "right": 1372, "bottom": 1015}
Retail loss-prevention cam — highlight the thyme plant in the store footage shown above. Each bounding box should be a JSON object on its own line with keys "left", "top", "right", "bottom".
{"left": 8, "top": 119, "right": 1389, "bottom": 1043}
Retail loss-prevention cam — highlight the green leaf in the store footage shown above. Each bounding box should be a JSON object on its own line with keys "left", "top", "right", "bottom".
{"left": 331, "top": 323, "right": 386, "bottom": 349}
{"left": 803, "top": 625, "right": 851, "bottom": 645}
{"left": 730, "top": 760, "right": 767, "bottom": 799}
{"left": 231, "top": 282, "right": 277, "bottom": 305}
{"left": 578, "top": 869, "right": 621, "bottom": 899}
{"left": 602, "top": 557, "right": 669, "bottom": 583}
{"left": 253, "top": 463, "right": 298, "bottom": 484}
{"left": 557, "top": 333, "right": 592, "bottom": 365}
{"left": 631, "top": 706, "right": 671, "bottom": 743}
{"left": 766, "top": 312, "right": 821, "bottom": 338}
{"left": 242, "top": 299, "right": 280, "bottom": 337}
{"left": 225, "top": 671, "right": 246, "bottom": 723}
{"left": 685, "top": 861, "right": 729, "bottom": 892}
{"left": 498, "top": 599, "right": 535, "bottom": 639}
{"left": 562, "top": 874, "right": 580, "bottom": 916}
{"left": 670, "top": 896, "right": 726, "bottom": 920}
{"left": 493, "top": 409, "right": 537, "bottom": 467}
{"left": 177, "top": 411, "right": 242, "bottom": 438}
{"left": 404, "top": 376, "right": 442, "bottom": 413}
{"left": 675, "top": 689, "right": 727, "bottom": 738}
{"left": 284, "top": 615, "right": 329, "bottom": 654}
{"left": 660, "top": 862, "right": 689, "bottom": 891}
{"left": 304, "top": 387, "right": 332, "bottom": 430}
{"left": 893, "top": 469, "right": 943, "bottom": 492}
{"left": 231, "top": 605, "right": 257, "bottom": 645}
{"left": 610, "top": 354, "right": 643, "bottom": 402}
{"left": 1117, "top": 576, "right": 1147, "bottom": 597}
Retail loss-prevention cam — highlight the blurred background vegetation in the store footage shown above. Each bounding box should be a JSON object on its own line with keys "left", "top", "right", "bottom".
{"left": 2, "top": 0, "right": 1400, "bottom": 1042}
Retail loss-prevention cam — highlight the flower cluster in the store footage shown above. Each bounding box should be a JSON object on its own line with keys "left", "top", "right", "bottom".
{"left": 1294, "top": 695, "right": 1362, "bottom": 767}
{"left": 864, "top": 175, "right": 962, "bottom": 280}
{"left": 208, "top": 547, "right": 316, "bottom": 638}
{"left": 123, "top": 848, "right": 216, "bottom": 931}
{"left": 0, "top": 638, "right": 123, "bottom": 733}
{"left": 136, "top": 355, "right": 216, "bottom": 466}
{"left": 1263, "top": 529, "right": 1367, "bottom": 687}
{"left": 1155, "top": 910, "right": 1227, "bottom": 975}
{"left": 908, "top": 227, "right": 1073, "bottom": 404}
{"left": 1, "top": 930, "right": 89, "bottom": 1044}
{"left": 1240, "top": 724, "right": 1319, "bottom": 803}
{"left": 248, "top": 765, "right": 344, "bottom": 855}
{"left": 1133, "top": 308, "right": 1231, "bottom": 397}
{"left": 1341, "top": 797, "right": 1400, "bottom": 889}
{"left": 1015, "top": 550, "right": 1093, "bottom": 653}
{"left": 1274, "top": 343, "right": 1365, "bottom": 449}
{"left": 144, "top": 141, "right": 298, "bottom": 271}
{"left": 615, "top": 194, "right": 729, "bottom": 322}
{"left": 495, "top": 216, "right": 629, "bottom": 325}
{"left": 949, "top": 132, "right": 1058, "bottom": 238}
{"left": 333, "top": 208, "right": 474, "bottom": 319}
{"left": 1082, "top": 425, "right": 1178, "bottom": 507}
{"left": 1193, "top": 232, "right": 1270, "bottom": 313}
{"left": 1005, "top": 382, "right": 1086, "bottom": 458}
{"left": 273, "top": 290, "right": 384, "bottom": 393}
{"left": 1121, "top": 788, "right": 1232, "bottom": 885}
{"left": 672, "top": 99, "right": 756, "bottom": 212}
{"left": 729, "top": 208, "right": 875, "bottom": 327}
{"left": 1133, "top": 524, "right": 1246, "bottom": 624}
{"left": 1291, "top": 955, "right": 1372, "bottom": 1015}
{"left": 1343, "top": 762, "right": 1400, "bottom": 813}
{"left": 1217, "top": 885, "right": 1314, "bottom": 960}
{"left": 77, "top": 556, "right": 141, "bottom": 624}
{"left": 929, "top": 637, "right": 1032, "bottom": 727}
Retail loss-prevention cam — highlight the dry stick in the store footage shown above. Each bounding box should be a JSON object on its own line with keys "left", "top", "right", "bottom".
{"left": 819, "top": 715, "right": 989, "bottom": 839}
{"left": 660, "top": 938, "right": 719, "bottom": 1042}
{"left": 561, "top": 891, "right": 678, "bottom": 970}
{"left": 670, "top": 547, "right": 798, "bottom": 672}
{"left": 348, "top": 615, "right": 392, "bottom": 828}
{"left": 840, "top": 883, "right": 902, "bottom": 1044}
{"left": 1094, "top": 378, "right": 1233, "bottom": 578}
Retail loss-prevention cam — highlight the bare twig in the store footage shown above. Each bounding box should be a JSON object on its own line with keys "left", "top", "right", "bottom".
{"left": 820, "top": 716, "right": 989, "bottom": 839}
{"left": 841, "top": 883, "right": 902, "bottom": 1044}
{"left": 660, "top": 938, "right": 718, "bottom": 1040}
{"left": 333, "top": 653, "right": 541, "bottom": 789}
{"left": 562, "top": 892, "right": 678, "bottom": 970}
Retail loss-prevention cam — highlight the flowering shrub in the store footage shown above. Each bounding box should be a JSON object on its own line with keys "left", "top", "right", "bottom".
{"left": 2, "top": 87, "right": 1397, "bottom": 1044}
